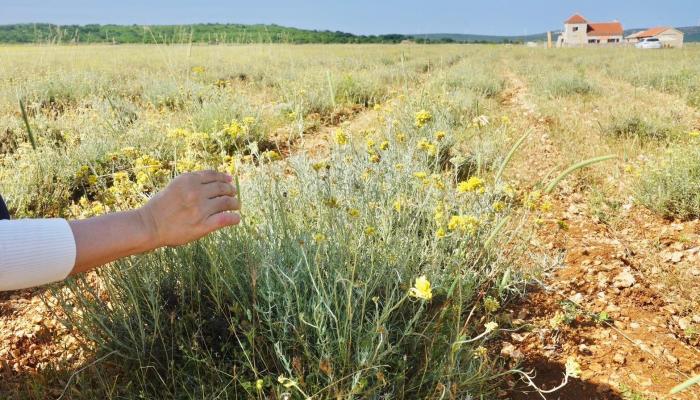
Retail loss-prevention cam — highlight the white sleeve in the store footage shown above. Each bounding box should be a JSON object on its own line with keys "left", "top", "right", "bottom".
{"left": 0, "top": 219, "right": 77, "bottom": 291}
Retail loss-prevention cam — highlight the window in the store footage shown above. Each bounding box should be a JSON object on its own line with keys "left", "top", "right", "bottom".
{"left": 608, "top": 38, "right": 619, "bottom": 43}
{"left": 573, "top": 26, "right": 579, "bottom": 32}
{"left": 588, "top": 39, "right": 600, "bottom": 44}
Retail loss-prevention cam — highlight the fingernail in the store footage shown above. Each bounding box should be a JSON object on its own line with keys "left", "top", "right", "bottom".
{"left": 226, "top": 174, "right": 233, "bottom": 182}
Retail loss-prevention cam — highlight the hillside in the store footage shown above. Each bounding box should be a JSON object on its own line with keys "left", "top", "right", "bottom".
{"left": 0, "top": 23, "right": 430, "bottom": 44}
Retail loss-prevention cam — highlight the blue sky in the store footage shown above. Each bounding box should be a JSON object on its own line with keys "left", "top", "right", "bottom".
{"left": 1, "top": 0, "right": 699, "bottom": 36}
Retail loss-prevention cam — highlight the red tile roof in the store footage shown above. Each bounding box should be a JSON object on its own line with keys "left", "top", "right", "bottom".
{"left": 587, "top": 22, "right": 624, "bottom": 36}
{"left": 627, "top": 27, "right": 672, "bottom": 38}
{"left": 565, "top": 14, "right": 588, "bottom": 24}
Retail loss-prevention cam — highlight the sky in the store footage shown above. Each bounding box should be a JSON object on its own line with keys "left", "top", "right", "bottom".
{"left": 1, "top": 0, "right": 699, "bottom": 36}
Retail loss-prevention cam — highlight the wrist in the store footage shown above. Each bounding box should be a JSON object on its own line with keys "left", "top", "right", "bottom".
{"left": 132, "top": 207, "right": 162, "bottom": 251}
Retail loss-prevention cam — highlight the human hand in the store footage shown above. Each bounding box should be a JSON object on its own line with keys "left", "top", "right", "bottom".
{"left": 137, "top": 170, "right": 241, "bottom": 247}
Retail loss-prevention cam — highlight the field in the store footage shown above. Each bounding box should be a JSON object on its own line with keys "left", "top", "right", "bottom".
{"left": 1, "top": 43, "right": 700, "bottom": 399}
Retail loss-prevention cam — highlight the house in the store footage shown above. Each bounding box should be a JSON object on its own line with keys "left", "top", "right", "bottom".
{"left": 557, "top": 14, "right": 624, "bottom": 47}
{"left": 626, "top": 27, "right": 684, "bottom": 48}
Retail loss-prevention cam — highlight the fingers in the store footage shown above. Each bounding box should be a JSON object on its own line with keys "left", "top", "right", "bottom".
{"left": 203, "top": 181, "right": 237, "bottom": 199}
{"left": 205, "top": 211, "right": 241, "bottom": 232}
{"left": 205, "top": 195, "right": 240, "bottom": 216}
{"left": 197, "top": 170, "right": 232, "bottom": 184}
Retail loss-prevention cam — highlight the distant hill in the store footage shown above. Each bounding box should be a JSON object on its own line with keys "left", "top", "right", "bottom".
{"left": 0, "top": 23, "right": 697, "bottom": 45}
{"left": 410, "top": 33, "right": 547, "bottom": 43}
{"left": 0, "top": 23, "right": 445, "bottom": 44}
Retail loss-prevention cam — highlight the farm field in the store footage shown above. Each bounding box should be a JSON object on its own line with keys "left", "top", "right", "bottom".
{"left": 1, "top": 43, "right": 700, "bottom": 399}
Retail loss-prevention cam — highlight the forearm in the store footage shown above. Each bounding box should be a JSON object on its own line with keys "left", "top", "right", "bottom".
{"left": 68, "top": 209, "right": 157, "bottom": 276}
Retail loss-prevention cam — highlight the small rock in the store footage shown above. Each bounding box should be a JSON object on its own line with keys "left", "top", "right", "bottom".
{"left": 678, "top": 318, "right": 690, "bottom": 331}
{"left": 629, "top": 322, "right": 640, "bottom": 330}
{"left": 613, "top": 269, "right": 636, "bottom": 289}
{"left": 663, "top": 350, "right": 679, "bottom": 364}
{"left": 569, "top": 293, "right": 584, "bottom": 304}
{"left": 578, "top": 344, "right": 592, "bottom": 355}
{"left": 613, "top": 353, "right": 626, "bottom": 365}
{"left": 670, "top": 252, "right": 684, "bottom": 263}
{"left": 500, "top": 342, "right": 524, "bottom": 360}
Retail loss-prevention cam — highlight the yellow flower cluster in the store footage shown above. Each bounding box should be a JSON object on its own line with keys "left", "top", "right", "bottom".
{"left": 457, "top": 177, "right": 484, "bottom": 193}
{"left": 414, "top": 110, "right": 433, "bottom": 128}
{"left": 334, "top": 129, "right": 348, "bottom": 145}
{"left": 447, "top": 214, "right": 480, "bottom": 234}
{"left": 409, "top": 275, "right": 432, "bottom": 300}
{"left": 225, "top": 117, "right": 256, "bottom": 139}
{"left": 417, "top": 138, "right": 437, "bottom": 156}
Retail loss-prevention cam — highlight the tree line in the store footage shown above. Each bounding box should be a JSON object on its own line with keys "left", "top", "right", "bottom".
{"left": 0, "top": 23, "right": 470, "bottom": 44}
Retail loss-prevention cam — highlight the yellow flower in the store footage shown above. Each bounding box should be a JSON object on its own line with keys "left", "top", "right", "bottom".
{"left": 369, "top": 154, "right": 381, "bottom": 163}
{"left": 395, "top": 163, "right": 405, "bottom": 171}
{"left": 366, "top": 138, "right": 375, "bottom": 149}
{"left": 417, "top": 139, "right": 437, "bottom": 156}
{"left": 255, "top": 379, "right": 264, "bottom": 391}
{"left": 312, "top": 161, "right": 327, "bottom": 172}
{"left": 277, "top": 375, "right": 297, "bottom": 389}
{"left": 168, "top": 128, "right": 190, "bottom": 140}
{"left": 379, "top": 140, "right": 389, "bottom": 151}
{"left": 447, "top": 215, "right": 480, "bottom": 234}
{"left": 414, "top": 110, "right": 433, "bottom": 128}
{"left": 409, "top": 275, "right": 433, "bottom": 300}
{"left": 540, "top": 201, "right": 552, "bottom": 212}
{"left": 262, "top": 150, "right": 281, "bottom": 161}
{"left": 373, "top": 103, "right": 382, "bottom": 111}
{"left": 226, "top": 119, "right": 244, "bottom": 138}
{"left": 457, "top": 177, "right": 484, "bottom": 193}
{"left": 435, "top": 227, "right": 446, "bottom": 239}
{"left": 484, "top": 322, "right": 498, "bottom": 333}
{"left": 492, "top": 201, "right": 506, "bottom": 212}
{"left": 435, "top": 131, "right": 446, "bottom": 141}
{"left": 348, "top": 208, "right": 360, "bottom": 218}
{"left": 393, "top": 199, "right": 403, "bottom": 213}
{"left": 430, "top": 174, "right": 445, "bottom": 190}
{"left": 501, "top": 115, "right": 511, "bottom": 126}
{"left": 334, "top": 129, "right": 348, "bottom": 145}
{"left": 242, "top": 116, "right": 256, "bottom": 126}
{"left": 473, "top": 346, "right": 488, "bottom": 359}
{"left": 689, "top": 130, "right": 700, "bottom": 138}
{"left": 313, "top": 233, "right": 326, "bottom": 243}
{"left": 484, "top": 296, "right": 500, "bottom": 313}
{"left": 395, "top": 132, "right": 406, "bottom": 142}
{"left": 364, "top": 226, "right": 377, "bottom": 236}
{"left": 434, "top": 209, "right": 445, "bottom": 224}
{"left": 191, "top": 65, "right": 206, "bottom": 74}
{"left": 413, "top": 171, "right": 428, "bottom": 179}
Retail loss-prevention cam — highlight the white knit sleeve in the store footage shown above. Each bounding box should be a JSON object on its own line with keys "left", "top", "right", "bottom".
{"left": 0, "top": 219, "right": 76, "bottom": 291}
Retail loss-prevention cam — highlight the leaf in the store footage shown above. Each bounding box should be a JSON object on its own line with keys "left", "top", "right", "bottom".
{"left": 670, "top": 375, "right": 700, "bottom": 394}
{"left": 544, "top": 155, "right": 617, "bottom": 194}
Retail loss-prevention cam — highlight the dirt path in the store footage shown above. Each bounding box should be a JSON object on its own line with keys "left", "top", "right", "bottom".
{"left": 502, "top": 70, "right": 700, "bottom": 399}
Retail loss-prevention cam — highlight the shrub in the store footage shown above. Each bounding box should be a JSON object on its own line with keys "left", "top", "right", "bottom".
{"left": 606, "top": 116, "right": 673, "bottom": 141}
{"left": 545, "top": 75, "right": 597, "bottom": 98}
{"left": 635, "top": 145, "right": 700, "bottom": 220}
{"left": 55, "top": 126, "right": 521, "bottom": 399}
